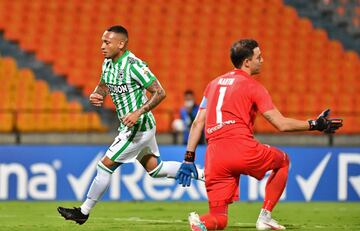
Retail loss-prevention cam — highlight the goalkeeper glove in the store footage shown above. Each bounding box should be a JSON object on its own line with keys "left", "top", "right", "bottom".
{"left": 175, "top": 151, "right": 198, "bottom": 187}
{"left": 308, "top": 109, "right": 343, "bottom": 133}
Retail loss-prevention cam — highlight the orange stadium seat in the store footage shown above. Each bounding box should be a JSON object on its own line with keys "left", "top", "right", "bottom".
{"left": 153, "top": 111, "right": 172, "bottom": 133}
{"left": 17, "top": 112, "right": 35, "bottom": 132}
{"left": 67, "top": 101, "right": 83, "bottom": 111}
{"left": 88, "top": 112, "right": 108, "bottom": 132}
{"left": 254, "top": 116, "right": 278, "bottom": 133}
{"left": 50, "top": 91, "right": 68, "bottom": 110}
{"left": 0, "top": 57, "right": 17, "bottom": 78}
{"left": 0, "top": 112, "right": 14, "bottom": 132}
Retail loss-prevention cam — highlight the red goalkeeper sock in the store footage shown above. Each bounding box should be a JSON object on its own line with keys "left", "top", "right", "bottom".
{"left": 263, "top": 157, "right": 289, "bottom": 211}
{"left": 200, "top": 205, "right": 228, "bottom": 230}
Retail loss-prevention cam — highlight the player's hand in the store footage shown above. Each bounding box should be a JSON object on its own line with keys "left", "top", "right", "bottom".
{"left": 175, "top": 161, "right": 198, "bottom": 187}
{"left": 308, "top": 109, "right": 343, "bottom": 133}
{"left": 89, "top": 93, "right": 104, "bottom": 107}
{"left": 122, "top": 110, "right": 141, "bottom": 128}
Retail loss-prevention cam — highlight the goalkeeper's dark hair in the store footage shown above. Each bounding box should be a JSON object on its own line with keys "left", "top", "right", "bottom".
{"left": 107, "top": 25, "right": 128, "bottom": 38}
{"left": 230, "top": 39, "right": 258, "bottom": 68}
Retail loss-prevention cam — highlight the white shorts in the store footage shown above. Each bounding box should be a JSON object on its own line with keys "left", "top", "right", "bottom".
{"left": 105, "top": 127, "right": 160, "bottom": 163}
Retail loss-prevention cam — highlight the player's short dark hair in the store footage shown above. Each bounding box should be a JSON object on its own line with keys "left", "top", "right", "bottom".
{"left": 230, "top": 39, "right": 259, "bottom": 68}
{"left": 184, "top": 90, "right": 194, "bottom": 96}
{"left": 107, "top": 25, "right": 128, "bottom": 38}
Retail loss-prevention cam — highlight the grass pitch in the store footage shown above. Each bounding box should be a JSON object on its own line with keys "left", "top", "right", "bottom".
{"left": 0, "top": 201, "right": 359, "bottom": 231}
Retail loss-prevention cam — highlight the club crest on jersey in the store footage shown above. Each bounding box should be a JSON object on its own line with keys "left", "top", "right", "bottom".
{"left": 107, "top": 83, "right": 129, "bottom": 94}
{"left": 128, "top": 57, "right": 136, "bottom": 64}
{"left": 118, "top": 69, "right": 124, "bottom": 80}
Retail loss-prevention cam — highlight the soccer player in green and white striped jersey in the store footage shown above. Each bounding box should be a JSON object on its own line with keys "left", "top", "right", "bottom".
{"left": 57, "top": 25, "right": 204, "bottom": 225}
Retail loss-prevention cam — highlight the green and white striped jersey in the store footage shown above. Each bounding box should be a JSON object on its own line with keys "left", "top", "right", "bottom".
{"left": 100, "top": 50, "right": 156, "bottom": 132}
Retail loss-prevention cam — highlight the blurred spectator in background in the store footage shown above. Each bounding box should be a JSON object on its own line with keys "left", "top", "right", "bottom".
{"left": 172, "top": 90, "right": 205, "bottom": 145}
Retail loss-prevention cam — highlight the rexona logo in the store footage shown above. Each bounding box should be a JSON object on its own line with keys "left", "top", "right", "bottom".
{"left": 66, "top": 152, "right": 207, "bottom": 201}
{"left": 0, "top": 152, "right": 207, "bottom": 201}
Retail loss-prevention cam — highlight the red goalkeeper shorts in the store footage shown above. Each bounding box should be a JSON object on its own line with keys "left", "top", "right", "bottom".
{"left": 204, "top": 139, "right": 289, "bottom": 207}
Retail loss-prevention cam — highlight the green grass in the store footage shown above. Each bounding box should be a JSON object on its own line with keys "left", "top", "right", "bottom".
{"left": 0, "top": 201, "right": 359, "bottom": 231}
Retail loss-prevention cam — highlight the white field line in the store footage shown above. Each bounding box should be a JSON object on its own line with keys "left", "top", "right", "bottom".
{"left": 0, "top": 215, "right": 16, "bottom": 218}
{"left": 49, "top": 215, "right": 186, "bottom": 223}
{"left": 113, "top": 217, "right": 185, "bottom": 223}
{"left": 233, "top": 222, "right": 256, "bottom": 226}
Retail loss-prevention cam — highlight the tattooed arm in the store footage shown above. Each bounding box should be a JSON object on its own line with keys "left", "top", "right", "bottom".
{"left": 93, "top": 82, "right": 109, "bottom": 97}
{"left": 121, "top": 80, "right": 166, "bottom": 127}
{"left": 262, "top": 108, "right": 309, "bottom": 132}
{"left": 89, "top": 82, "right": 108, "bottom": 107}
{"left": 138, "top": 80, "right": 166, "bottom": 114}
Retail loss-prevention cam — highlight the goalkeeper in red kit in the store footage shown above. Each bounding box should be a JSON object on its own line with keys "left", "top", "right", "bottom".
{"left": 175, "top": 39, "right": 343, "bottom": 230}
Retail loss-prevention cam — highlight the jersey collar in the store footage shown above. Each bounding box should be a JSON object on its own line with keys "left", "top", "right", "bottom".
{"left": 113, "top": 50, "right": 130, "bottom": 64}
{"left": 232, "top": 69, "right": 251, "bottom": 78}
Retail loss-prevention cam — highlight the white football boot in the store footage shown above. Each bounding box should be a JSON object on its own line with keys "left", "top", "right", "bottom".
{"left": 256, "top": 217, "right": 286, "bottom": 230}
{"left": 188, "top": 212, "right": 207, "bottom": 231}
{"left": 256, "top": 209, "right": 286, "bottom": 230}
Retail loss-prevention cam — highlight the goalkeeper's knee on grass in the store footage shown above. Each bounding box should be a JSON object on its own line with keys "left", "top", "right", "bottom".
{"left": 199, "top": 204, "right": 229, "bottom": 230}
{"left": 200, "top": 213, "right": 228, "bottom": 230}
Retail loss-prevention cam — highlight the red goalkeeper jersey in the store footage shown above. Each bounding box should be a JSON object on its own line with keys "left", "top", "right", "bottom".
{"left": 200, "top": 69, "right": 274, "bottom": 144}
